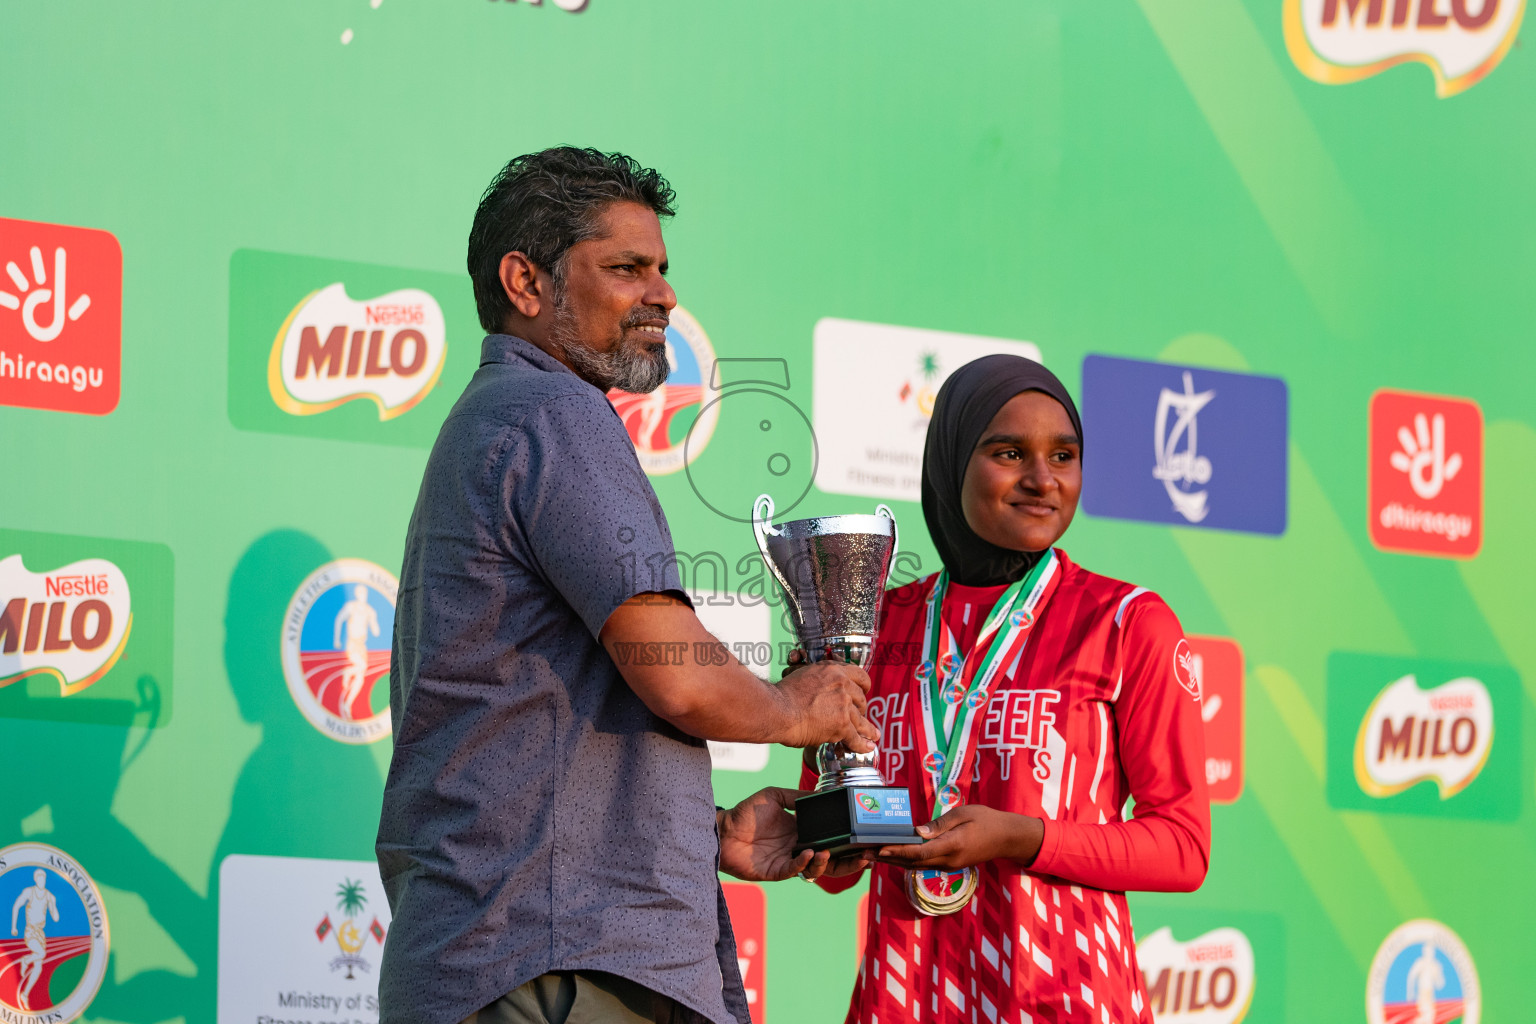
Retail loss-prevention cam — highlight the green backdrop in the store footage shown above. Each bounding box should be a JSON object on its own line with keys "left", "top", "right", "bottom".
{"left": 3, "top": 2, "right": 1532, "bottom": 1022}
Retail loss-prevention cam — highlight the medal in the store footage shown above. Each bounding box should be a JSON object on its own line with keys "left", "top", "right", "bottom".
{"left": 904, "top": 866, "right": 980, "bottom": 917}
{"left": 904, "top": 552, "right": 1061, "bottom": 915}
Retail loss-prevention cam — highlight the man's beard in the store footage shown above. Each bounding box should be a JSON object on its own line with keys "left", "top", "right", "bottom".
{"left": 549, "top": 302, "right": 671, "bottom": 394}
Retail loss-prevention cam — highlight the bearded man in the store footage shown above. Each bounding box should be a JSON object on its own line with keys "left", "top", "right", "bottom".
{"left": 377, "top": 148, "right": 876, "bottom": 1024}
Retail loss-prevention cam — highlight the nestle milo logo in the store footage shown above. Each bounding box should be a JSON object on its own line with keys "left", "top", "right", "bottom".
{"left": 0, "top": 529, "right": 173, "bottom": 727}
{"left": 229, "top": 249, "right": 476, "bottom": 447}
{"left": 268, "top": 283, "right": 447, "bottom": 421}
{"left": 1327, "top": 652, "right": 1521, "bottom": 821}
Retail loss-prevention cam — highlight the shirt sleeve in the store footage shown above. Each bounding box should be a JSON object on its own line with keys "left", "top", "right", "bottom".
{"left": 1029, "top": 595, "right": 1211, "bottom": 893}
{"left": 506, "top": 392, "right": 690, "bottom": 638}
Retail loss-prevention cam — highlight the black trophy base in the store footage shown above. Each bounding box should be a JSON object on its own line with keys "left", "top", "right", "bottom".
{"left": 795, "top": 785, "right": 924, "bottom": 856}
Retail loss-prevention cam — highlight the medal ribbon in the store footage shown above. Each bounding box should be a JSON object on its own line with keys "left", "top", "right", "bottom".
{"left": 913, "top": 549, "right": 1060, "bottom": 819}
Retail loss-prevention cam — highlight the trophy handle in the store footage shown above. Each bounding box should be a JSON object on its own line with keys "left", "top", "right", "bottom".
{"left": 875, "top": 503, "right": 898, "bottom": 587}
{"left": 752, "top": 494, "right": 795, "bottom": 607}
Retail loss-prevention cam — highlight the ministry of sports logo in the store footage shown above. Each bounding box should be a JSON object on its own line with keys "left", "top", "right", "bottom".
{"left": 314, "top": 877, "right": 387, "bottom": 981}
{"left": 1367, "top": 920, "right": 1479, "bottom": 1024}
{"left": 268, "top": 282, "right": 447, "bottom": 421}
{"left": 812, "top": 318, "right": 1041, "bottom": 503}
{"left": 0, "top": 843, "right": 109, "bottom": 1023}
{"left": 607, "top": 305, "right": 720, "bottom": 475}
{"left": 1285, "top": 0, "right": 1524, "bottom": 98}
{"left": 0, "top": 554, "right": 132, "bottom": 697}
{"left": 217, "top": 854, "right": 391, "bottom": 1022}
{"left": 281, "top": 559, "right": 396, "bottom": 744}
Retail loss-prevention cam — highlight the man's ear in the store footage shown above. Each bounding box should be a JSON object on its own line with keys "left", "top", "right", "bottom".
{"left": 498, "top": 251, "right": 545, "bottom": 319}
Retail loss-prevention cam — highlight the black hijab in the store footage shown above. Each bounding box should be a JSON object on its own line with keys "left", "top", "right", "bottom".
{"left": 920, "top": 354, "right": 1084, "bottom": 586}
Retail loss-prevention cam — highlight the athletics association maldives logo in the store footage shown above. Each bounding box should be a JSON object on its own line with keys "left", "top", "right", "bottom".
{"left": 1081, "top": 355, "right": 1287, "bottom": 536}
{"left": 1285, "top": 0, "right": 1524, "bottom": 98}
{"left": 1369, "top": 390, "right": 1481, "bottom": 559}
{"left": 1, "top": 554, "right": 131, "bottom": 697}
{"left": 0, "top": 843, "right": 109, "bottom": 1023}
{"left": 268, "top": 282, "right": 447, "bottom": 421}
{"left": 1367, "top": 920, "right": 1480, "bottom": 1024}
{"left": 1355, "top": 674, "right": 1493, "bottom": 799}
{"left": 0, "top": 217, "right": 121, "bottom": 416}
{"left": 280, "top": 559, "right": 396, "bottom": 744}
{"left": 606, "top": 305, "right": 719, "bottom": 475}
{"left": 1137, "top": 926, "right": 1255, "bottom": 1023}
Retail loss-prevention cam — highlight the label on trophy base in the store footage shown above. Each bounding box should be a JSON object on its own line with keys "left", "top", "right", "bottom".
{"left": 850, "top": 788, "right": 914, "bottom": 826}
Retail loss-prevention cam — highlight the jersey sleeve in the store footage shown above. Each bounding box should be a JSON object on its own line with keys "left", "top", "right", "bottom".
{"left": 1029, "top": 595, "right": 1211, "bottom": 892}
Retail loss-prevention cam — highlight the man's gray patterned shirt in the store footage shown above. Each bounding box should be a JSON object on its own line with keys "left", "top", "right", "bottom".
{"left": 376, "top": 335, "right": 748, "bottom": 1024}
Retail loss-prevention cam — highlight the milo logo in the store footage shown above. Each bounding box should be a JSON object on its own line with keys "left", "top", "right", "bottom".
{"left": 0, "top": 555, "right": 131, "bottom": 697}
{"left": 228, "top": 249, "right": 475, "bottom": 448}
{"left": 0, "top": 529, "right": 174, "bottom": 727}
{"left": 268, "top": 283, "right": 447, "bottom": 420}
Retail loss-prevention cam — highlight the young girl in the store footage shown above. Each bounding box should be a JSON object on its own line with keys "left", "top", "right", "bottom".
{"left": 803, "top": 355, "right": 1209, "bottom": 1023}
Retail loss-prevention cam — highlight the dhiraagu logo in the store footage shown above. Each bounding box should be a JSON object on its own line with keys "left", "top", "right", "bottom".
{"left": 229, "top": 249, "right": 477, "bottom": 447}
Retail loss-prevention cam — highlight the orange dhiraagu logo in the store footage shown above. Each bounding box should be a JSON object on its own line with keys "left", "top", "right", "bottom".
{"left": 1284, "top": 0, "right": 1525, "bottom": 97}
{"left": 1354, "top": 673, "right": 1493, "bottom": 798}
{"left": 0, "top": 554, "right": 131, "bottom": 697}
{"left": 267, "top": 283, "right": 447, "bottom": 420}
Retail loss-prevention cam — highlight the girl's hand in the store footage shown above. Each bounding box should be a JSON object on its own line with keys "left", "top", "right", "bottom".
{"left": 871, "top": 805, "right": 1045, "bottom": 870}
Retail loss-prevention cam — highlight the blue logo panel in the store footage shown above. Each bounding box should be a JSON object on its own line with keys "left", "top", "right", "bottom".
{"left": 851, "top": 788, "right": 913, "bottom": 825}
{"left": 1081, "top": 355, "right": 1288, "bottom": 535}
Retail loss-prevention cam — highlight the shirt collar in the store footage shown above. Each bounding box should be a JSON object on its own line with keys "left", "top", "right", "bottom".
{"left": 480, "top": 334, "right": 581, "bottom": 379}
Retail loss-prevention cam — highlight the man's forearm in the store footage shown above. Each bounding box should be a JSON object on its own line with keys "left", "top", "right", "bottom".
{"left": 601, "top": 594, "right": 801, "bottom": 743}
{"left": 638, "top": 658, "right": 802, "bottom": 744}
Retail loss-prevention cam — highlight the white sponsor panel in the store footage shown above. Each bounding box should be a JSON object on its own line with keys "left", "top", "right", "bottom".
{"left": 696, "top": 591, "right": 773, "bottom": 772}
{"left": 270, "top": 283, "right": 447, "bottom": 419}
{"left": 1136, "top": 926, "right": 1254, "bottom": 1023}
{"left": 0, "top": 554, "right": 131, "bottom": 695}
{"left": 812, "top": 318, "right": 1040, "bottom": 502}
{"left": 217, "top": 854, "right": 390, "bottom": 1024}
{"left": 1354, "top": 674, "right": 1493, "bottom": 798}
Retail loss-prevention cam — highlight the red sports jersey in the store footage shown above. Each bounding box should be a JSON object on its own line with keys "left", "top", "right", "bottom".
{"left": 804, "top": 550, "right": 1210, "bottom": 1024}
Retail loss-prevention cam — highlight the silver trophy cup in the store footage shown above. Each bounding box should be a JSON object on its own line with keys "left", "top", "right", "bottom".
{"left": 753, "top": 494, "right": 922, "bottom": 853}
